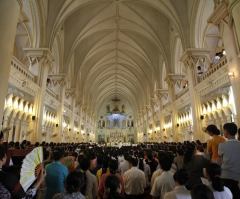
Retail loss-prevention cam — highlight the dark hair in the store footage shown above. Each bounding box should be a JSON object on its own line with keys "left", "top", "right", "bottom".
{"left": 65, "top": 171, "right": 85, "bottom": 194}
{"left": 184, "top": 144, "right": 195, "bottom": 164}
{"left": 0, "top": 145, "right": 6, "bottom": 160}
{"left": 206, "top": 163, "right": 224, "bottom": 192}
{"left": 173, "top": 169, "right": 188, "bottom": 185}
{"left": 191, "top": 184, "right": 214, "bottom": 199}
{"left": 129, "top": 156, "right": 138, "bottom": 167}
{"left": 105, "top": 175, "right": 121, "bottom": 199}
{"left": 52, "top": 148, "right": 65, "bottom": 161}
{"left": 79, "top": 156, "right": 90, "bottom": 171}
{"left": 158, "top": 152, "right": 173, "bottom": 171}
{"left": 238, "top": 128, "right": 240, "bottom": 136}
{"left": 223, "top": 123, "right": 238, "bottom": 136}
{"left": 206, "top": 125, "right": 220, "bottom": 135}
{"left": 109, "top": 159, "right": 118, "bottom": 174}
{"left": 176, "top": 149, "right": 184, "bottom": 156}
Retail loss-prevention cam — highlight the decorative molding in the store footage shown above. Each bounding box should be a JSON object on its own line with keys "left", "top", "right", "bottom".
{"left": 65, "top": 88, "right": 76, "bottom": 98}
{"left": 208, "top": 1, "right": 229, "bottom": 25}
{"left": 24, "top": 48, "right": 54, "bottom": 67}
{"left": 48, "top": 73, "right": 67, "bottom": 86}
{"left": 181, "top": 48, "right": 211, "bottom": 68}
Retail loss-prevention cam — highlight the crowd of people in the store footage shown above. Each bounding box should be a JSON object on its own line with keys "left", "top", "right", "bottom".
{"left": 0, "top": 122, "right": 240, "bottom": 199}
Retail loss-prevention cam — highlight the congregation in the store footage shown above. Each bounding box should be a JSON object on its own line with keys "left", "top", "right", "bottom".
{"left": 0, "top": 122, "right": 240, "bottom": 199}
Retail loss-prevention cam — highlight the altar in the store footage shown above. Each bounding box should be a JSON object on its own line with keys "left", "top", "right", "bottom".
{"left": 96, "top": 97, "right": 136, "bottom": 143}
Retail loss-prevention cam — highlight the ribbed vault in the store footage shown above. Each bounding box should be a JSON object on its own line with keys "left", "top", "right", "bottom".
{"left": 45, "top": 0, "right": 191, "bottom": 119}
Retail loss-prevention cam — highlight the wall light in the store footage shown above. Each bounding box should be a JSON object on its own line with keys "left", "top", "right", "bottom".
{"left": 228, "top": 72, "right": 235, "bottom": 78}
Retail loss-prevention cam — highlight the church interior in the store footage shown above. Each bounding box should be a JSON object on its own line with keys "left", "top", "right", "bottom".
{"left": 1, "top": 0, "right": 240, "bottom": 198}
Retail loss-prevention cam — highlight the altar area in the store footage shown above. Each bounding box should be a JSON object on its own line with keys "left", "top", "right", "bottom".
{"left": 96, "top": 98, "right": 136, "bottom": 144}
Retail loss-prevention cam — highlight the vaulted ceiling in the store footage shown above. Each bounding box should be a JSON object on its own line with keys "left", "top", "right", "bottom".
{"left": 41, "top": 0, "right": 197, "bottom": 118}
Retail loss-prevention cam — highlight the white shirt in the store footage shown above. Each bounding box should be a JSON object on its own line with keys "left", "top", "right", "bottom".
{"left": 151, "top": 171, "right": 175, "bottom": 199}
{"left": 218, "top": 139, "right": 240, "bottom": 181}
{"left": 123, "top": 167, "right": 146, "bottom": 195}
{"left": 119, "top": 159, "right": 130, "bottom": 175}
{"left": 85, "top": 170, "right": 98, "bottom": 199}
{"left": 164, "top": 186, "right": 191, "bottom": 199}
{"left": 210, "top": 186, "right": 233, "bottom": 199}
{"left": 151, "top": 169, "right": 163, "bottom": 187}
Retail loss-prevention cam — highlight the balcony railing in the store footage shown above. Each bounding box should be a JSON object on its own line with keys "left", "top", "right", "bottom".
{"left": 11, "top": 56, "right": 35, "bottom": 82}
{"left": 198, "top": 56, "right": 227, "bottom": 82}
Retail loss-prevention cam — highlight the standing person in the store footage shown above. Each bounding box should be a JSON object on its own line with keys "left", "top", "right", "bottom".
{"left": 204, "top": 163, "right": 232, "bottom": 199}
{"left": 164, "top": 169, "right": 191, "bottom": 199}
{"left": 218, "top": 123, "right": 240, "bottom": 199}
{"left": 191, "top": 184, "right": 215, "bottom": 199}
{"left": 138, "top": 152, "right": 151, "bottom": 187}
{"left": 53, "top": 171, "right": 86, "bottom": 199}
{"left": 45, "top": 148, "right": 68, "bottom": 199}
{"left": 206, "top": 125, "right": 225, "bottom": 163}
{"left": 174, "top": 149, "right": 184, "bottom": 170}
{"left": 183, "top": 143, "right": 209, "bottom": 189}
{"left": 98, "top": 159, "right": 124, "bottom": 198}
{"left": 78, "top": 156, "right": 98, "bottom": 199}
{"left": 150, "top": 152, "right": 175, "bottom": 199}
{"left": 123, "top": 156, "right": 146, "bottom": 199}
{"left": 119, "top": 153, "right": 130, "bottom": 175}
{"left": 104, "top": 175, "right": 125, "bottom": 199}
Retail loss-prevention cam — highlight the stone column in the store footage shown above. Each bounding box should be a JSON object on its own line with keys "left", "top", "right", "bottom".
{"left": 0, "top": 1, "right": 20, "bottom": 125}
{"left": 181, "top": 49, "right": 210, "bottom": 141}
{"left": 8, "top": 119, "right": 15, "bottom": 142}
{"left": 209, "top": 2, "right": 240, "bottom": 125}
{"left": 2, "top": 116, "right": 10, "bottom": 142}
{"left": 24, "top": 48, "right": 53, "bottom": 143}
{"left": 14, "top": 119, "right": 21, "bottom": 142}
{"left": 166, "top": 76, "right": 178, "bottom": 141}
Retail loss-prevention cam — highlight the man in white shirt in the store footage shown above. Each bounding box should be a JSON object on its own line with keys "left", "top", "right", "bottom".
{"left": 164, "top": 169, "right": 191, "bottom": 199}
{"left": 218, "top": 122, "right": 240, "bottom": 199}
{"left": 119, "top": 153, "right": 130, "bottom": 175}
{"left": 151, "top": 152, "right": 175, "bottom": 199}
{"left": 123, "top": 156, "right": 146, "bottom": 199}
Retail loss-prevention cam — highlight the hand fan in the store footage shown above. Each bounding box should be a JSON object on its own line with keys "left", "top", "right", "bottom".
{"left": 20, "top": 147, "right": 43, "bottom": 192}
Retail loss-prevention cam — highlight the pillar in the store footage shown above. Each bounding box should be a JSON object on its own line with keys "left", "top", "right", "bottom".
{"left": 0, "top": 0, "right": 20, "bottom": 125}
{"left": 181, "top": 49, "right": 210, "bottom": 141}
{"left": 8, "top": 119, "right": 14, "bottom": 142}
{"left": 14, "top": 119, "right": 20, "bottom": 142}
{"left": 166, "top": 76, "right": 178, "bottom": 141}
{"left": 24, "top": 48, "right": 53, "bottom": 143}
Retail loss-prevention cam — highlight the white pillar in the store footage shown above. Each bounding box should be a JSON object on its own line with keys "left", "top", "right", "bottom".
{"left": 181, "top": 49, "right": 210, "bottom": 141}
{"left": 24, "top": 48, "right": 53, "bottom": 143}
{"left": 0, "top": 1, "right": 20, "bottom": 125}
{"left": 14, "top": 119, "right": 20, "bottom": 142}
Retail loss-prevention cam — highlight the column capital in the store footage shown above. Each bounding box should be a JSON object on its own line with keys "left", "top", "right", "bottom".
{"left": 24, "top": 48, "right": 54, "bottom": 67}
{"left": 65, "top": 88, "right": 76, "bottom": 99}
{"left": 155, "top": 89, "right": 169, "bottom": 100}
{"left": 165, "top": 73, "right": 185, "bottom": 87}
{"left": 181, "top": 48, "right": 211, "bottom": 69}
{"left": 48, "top": 73, "right": 67, "bottom": 86}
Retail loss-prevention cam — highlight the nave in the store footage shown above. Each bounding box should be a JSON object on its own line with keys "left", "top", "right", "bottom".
{"left": 1, "top": 0, "right": 240, "bottom": 198}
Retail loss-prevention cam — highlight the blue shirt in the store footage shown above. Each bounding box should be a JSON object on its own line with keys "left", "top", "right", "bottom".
{"left": 45, "top": 161, "right": 68, "bottom": 199}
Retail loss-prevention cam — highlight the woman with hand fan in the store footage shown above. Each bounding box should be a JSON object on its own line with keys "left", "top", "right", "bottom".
{"left": 0, "top": 145, "right": 46, "bottom": 199}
